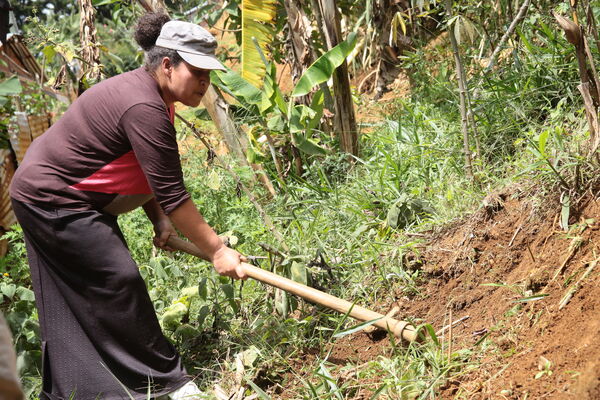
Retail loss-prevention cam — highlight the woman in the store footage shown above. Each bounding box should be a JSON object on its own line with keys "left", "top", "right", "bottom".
{"left": 9, "top": 12, "right": 244, "bottom": 400}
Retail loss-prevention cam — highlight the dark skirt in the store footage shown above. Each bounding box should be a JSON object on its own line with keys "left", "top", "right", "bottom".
{"left": 11, "top": 199, "right": 189, "bottom": 400}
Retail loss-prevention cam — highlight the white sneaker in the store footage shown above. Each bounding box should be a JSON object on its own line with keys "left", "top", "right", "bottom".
{"left": 168, "top": 381, "right": 209, "bottom": 400}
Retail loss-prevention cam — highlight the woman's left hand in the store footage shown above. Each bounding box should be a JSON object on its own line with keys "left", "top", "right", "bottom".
{"left": 153, "top": 218, "right": 177, "bottom": 251}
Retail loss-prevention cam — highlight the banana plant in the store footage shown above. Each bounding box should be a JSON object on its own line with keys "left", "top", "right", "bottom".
{"left": 211, "top": 32, "right": 357, "bottom": 160}
{"left": 241, "top": 0, "right": 278, "bottom": 87}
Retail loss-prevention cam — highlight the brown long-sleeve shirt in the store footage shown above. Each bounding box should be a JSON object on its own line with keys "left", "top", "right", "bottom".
{"left": 10, "top": 68, "right": 190, "bottom": 215}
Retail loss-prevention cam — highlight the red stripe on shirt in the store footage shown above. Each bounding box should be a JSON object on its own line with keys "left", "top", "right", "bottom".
{"left": 70, "top": 151, "right": 152, "bottom": 195}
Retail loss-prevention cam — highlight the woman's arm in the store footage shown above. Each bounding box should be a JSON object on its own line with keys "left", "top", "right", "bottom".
{"left": 167, "top": 198, "right": 247, "bottom": 280}
{"left": 143, "top": 197, "right": 177, "bottom": 250}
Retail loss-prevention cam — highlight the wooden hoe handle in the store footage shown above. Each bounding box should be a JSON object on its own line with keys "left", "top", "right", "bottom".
{"left": 167, "top": 236, "right": 419, "bottom": 342}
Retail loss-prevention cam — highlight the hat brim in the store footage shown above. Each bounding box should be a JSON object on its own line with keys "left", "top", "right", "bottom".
{"left": 178, "top": 51, "right": 226, "bottom": 71}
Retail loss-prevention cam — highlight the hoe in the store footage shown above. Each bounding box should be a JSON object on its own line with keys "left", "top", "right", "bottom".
{"left": 167, "top": 236, "right": 419, "bottom": 342}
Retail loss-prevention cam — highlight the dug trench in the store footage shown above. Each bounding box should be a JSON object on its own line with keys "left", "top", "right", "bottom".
{"left": 277, "top": 185, "right": 600, "bottom": 399}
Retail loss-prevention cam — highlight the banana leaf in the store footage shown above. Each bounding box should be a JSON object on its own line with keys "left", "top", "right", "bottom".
{"left": 212, "top": 69, "right": 262, "bottom": 106}
{"left": 241, "top": 0, "right": 278, "bottom": 87}
{"left": 292, "top": 32, "right": 357, "bottom": 97}
{"left": 292, "top": 132, "right": 327, "bottom": 155}
{"left": 260, "top": 61, "right": 287, "bottom": 114}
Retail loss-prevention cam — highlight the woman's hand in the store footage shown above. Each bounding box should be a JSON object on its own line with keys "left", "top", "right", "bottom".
{"left": 212, "top": 246, "right": 247, "bottom": 280}
{"left": 153, "top": 218, "right": 177, "bottom": 251}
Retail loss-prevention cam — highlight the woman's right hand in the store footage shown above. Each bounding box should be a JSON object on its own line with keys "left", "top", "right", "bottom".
{"left": 212, "top": 246, "right": 247, "bottom": 280}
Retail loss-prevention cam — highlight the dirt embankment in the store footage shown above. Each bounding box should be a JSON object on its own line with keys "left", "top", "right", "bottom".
{"left": 415, "top": 187, "right": 600, "bottom": 399}
{"left": 314, "top": 186, "right": 600, "bottom": 399}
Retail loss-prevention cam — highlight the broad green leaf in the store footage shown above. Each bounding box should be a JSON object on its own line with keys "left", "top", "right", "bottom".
{"left": 267, "top": 114, "right": 285, "bottom": 132}
{"left": 0, "top": 76, "right": 22, "bottom": 96}
{"left": 288, "top": 107, "right": 304, "bottom": 133}
{"left": 213, "top": 69, "right": 262, "bottom": 105}
{"left": 42, "top": 45, "right": 57, "bottom": 61}
{"left": 292, "top": 32, "right": 358, "bottom": 97}
{"left": 299, "top": 104, "right": 317, "bottom": 122}
{"left": 246, "top": 144, "right": 267, "bottom": 164}
{"left": 306, "top": 90, "right": 325, "bottom": 132}
{"left": 538, "top": 129, "right": 550, "bottom": 157}
{"left": 0, "top": 283, "right": 16, "bottom": 299}
{"left": 16, "top": 287, "right": 35, "bottom": 302}
{"left": 221, "top": 283, "right": 238, "bottom": 312}
{"left": 221, "top": 283, "right": 234, "bottom": 299}
{"left": 275, "top": 288, "right": 288, "bottom": 317}
{"left": 197, "top": 305, "right": 210, "bottom": 327}
{"left": 181, "top": 287, "right": 198, "bottom": 298}
{"left": 169, "top": 263, "right": 183, "bottom": 278}
{"left": 224, "top": 1, "right": 239, "bottom": 17}
{"left": 198, "top": 278, "right": 208, "bottom": 300}
{"left": 292, "top": 132, "right": 328, "bottom": 155}
{"left": 161, "top": 302, "right": 188, "bottom": 330}
{"left": 58, "top": 46, "right": 75, "bottom": 63}
{"left": 206, "top": 170, "right": 221, "bottom": 191}
{"left": 260, "top": 62, "right": 286, "bottom": 114}
{"left": 238, "top": 345, "right": 260, "bottom": 367}
{"left": 290, "top": 261, "right": 307, "bottom": 285}
{"left": 149, "top": 258, "right": 168, "bottom": 281}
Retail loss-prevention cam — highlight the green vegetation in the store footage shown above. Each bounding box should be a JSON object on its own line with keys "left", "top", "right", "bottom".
{"left": 2, "top": 0, "right": 600, "bottom": 398}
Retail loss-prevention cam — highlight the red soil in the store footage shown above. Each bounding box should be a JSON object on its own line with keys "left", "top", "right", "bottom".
{"left": 276, "top": 186, "right": 600, "bottom": 399}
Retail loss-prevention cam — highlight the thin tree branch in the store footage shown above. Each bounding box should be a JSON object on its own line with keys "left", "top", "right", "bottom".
{"left": 484, "top": 0, "right": 531, "bottom": 73}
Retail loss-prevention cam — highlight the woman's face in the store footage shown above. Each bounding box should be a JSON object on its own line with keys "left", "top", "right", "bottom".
{"left": 166, "top": 61, "right": 211, "bottom": 107}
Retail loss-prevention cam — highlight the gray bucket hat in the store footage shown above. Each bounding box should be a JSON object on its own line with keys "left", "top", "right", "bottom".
{"left": 156, "top": 21, "right": 225, "bottom": 71}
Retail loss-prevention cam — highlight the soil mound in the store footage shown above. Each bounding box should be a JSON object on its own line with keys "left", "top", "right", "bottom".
{"left": 414, "top": 187, "right": 600, "bottom": 399}
{"left": 322, "top": 186, "right": 600, "bottom": 399}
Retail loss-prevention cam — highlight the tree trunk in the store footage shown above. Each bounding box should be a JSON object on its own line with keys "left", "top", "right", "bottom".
{"left": 283, "top": 0, "right": 314, "bottom": 85}
{"left": 316, "top": 0, "right": 359, "bottom": 158}
{"left": 203, "top": 87, "right": 277, "bottom": 197}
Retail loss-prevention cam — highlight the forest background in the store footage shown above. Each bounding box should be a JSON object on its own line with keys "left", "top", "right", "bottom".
{"left": 1, "top": 0, "right": 599, "bottom": 398}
